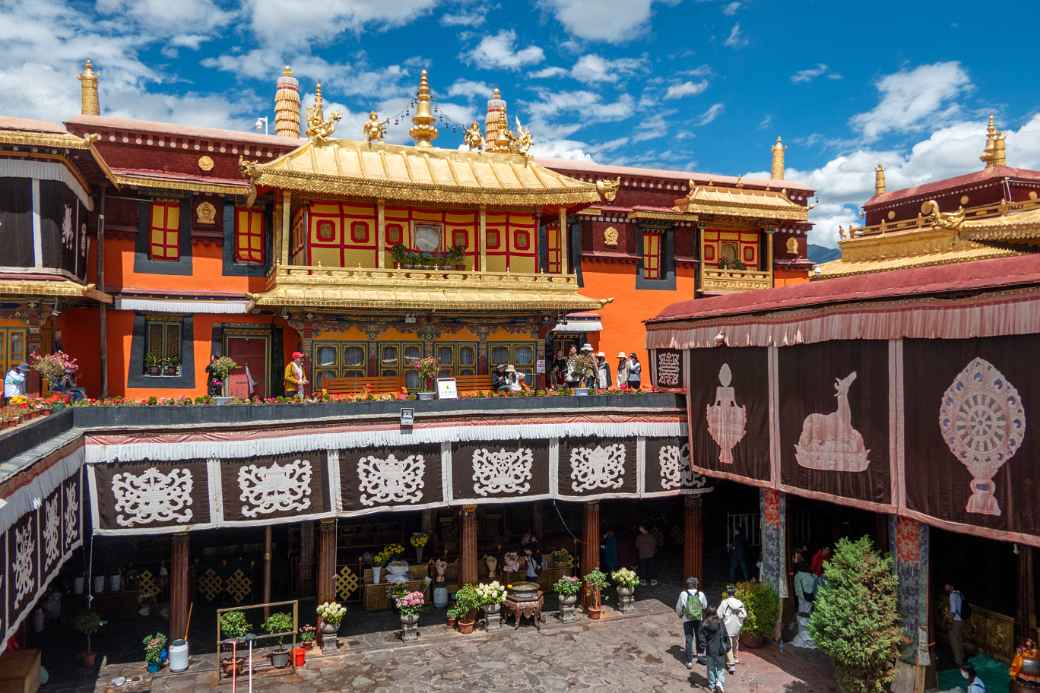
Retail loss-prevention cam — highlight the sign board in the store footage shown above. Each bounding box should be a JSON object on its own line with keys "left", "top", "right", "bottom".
{"left": 436, "top": 377, "right": 458, "bottom": 400}
{"left": 654, "top": 349, "right": 683, "bottom": 389}
{"left": 536, "top": 359, "right": 545, "bottom": 374}
{"left": 226, "top": 372, "right": 250, "bottom": 399}
{"left": 400, "top": 408, "right": 415, "bottom": 427}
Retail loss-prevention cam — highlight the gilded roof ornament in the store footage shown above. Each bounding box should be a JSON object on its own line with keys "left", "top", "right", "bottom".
{"left": 463, "top": 120, "right": 484, "bottom": 151}
{"left": 305, "top": 82, "right": 341, "bottom": 145}
{"left": 78, "top": 58, "right": 100, "bottom": 116}
{"left": 921, "top": 199, "right": 966, "bottom": 229}
{"left": 874, "top": 164, "right": 886, "bottom": 195}
{"left": 770, "top": 136, "right": 785, "bottom": 180}
{"left": 596, "top": 176, "right": 621, "bottom": 202}
{"left": 979, "top": 114, "right": 1008, "bottom": 168}
{"left": 409, "top": 69, "right": 439, "bottom": 148}
{"left": 363, "top": 112, "right": 386, "bottom": 143}
{"left": 505, "top": 116, "right": 532, "bottom": 155}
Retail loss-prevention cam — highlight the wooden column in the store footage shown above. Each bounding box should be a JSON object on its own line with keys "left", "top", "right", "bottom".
{"left": 582, "top": 501, "right": 600, "bottom": 575}
{"left": 683, "top": 495, "right": 703, "bottom": 580}
{"left": 559, "top": 207, "right": 569, "bottom": 275}
{"left": 316, "top": 519, "right": 336, "bottom": 606}
{"left": 376, "top": 198, "right": 386, "bottom": 268}
{"left": 262, "top": 526, "right": 273, "bottom": 618}
{"left": 98, "top": 190, "right": 108, "bottom": 398}
{"left": 1018, "top": 545, "right": 1036, "bottom": 642}
{"left": 766, "top": 229, "right": 775, "bottom": 287}
{"left": 460, "top": 505, "right": 478, "bottom": 585}
{"left": 478, "top": 206, "right": 487, "bottom": 273}
{"left": 169, "top": 532, "right": 190, "bottom": 642}
{"left": 279, "top": 190, "right": 292, "bottom": 265}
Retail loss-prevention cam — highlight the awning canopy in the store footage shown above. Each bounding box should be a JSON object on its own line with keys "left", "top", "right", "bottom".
{"left": 113, "top": 297, "right": 254, "bottom": 314}
{"left": 673, "top": 184, "right": 809, "bottom": 223}
{"left": 553, "top": 319, "right": 603, "bottom": 333}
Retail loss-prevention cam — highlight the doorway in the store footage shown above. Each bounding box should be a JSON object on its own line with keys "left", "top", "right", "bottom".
{"left": 224, "top": 331, "right": 270, "bottom": 399}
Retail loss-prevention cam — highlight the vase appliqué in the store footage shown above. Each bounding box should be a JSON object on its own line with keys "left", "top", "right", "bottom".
{"left": 238, "top": 458, "right": 313, "bottom": 518}
{"left": 43, "top": 494, "right": 60, "bottom": 569}
{"left": 112, "top": 467, "right": 194, "bottom": 527}
{"left": 358, "top": 453, "right": 426, "bottom": 506}
{"left": 569, "top": 444, "right": 626, "bottom": 492}
{"left": 472, "top": 447, "right": 533, "bottom": 496}
{"left": 659, "top": 443, "right": 707, "bottom": 490}
{"left": 705, "top": 363, "right": 747, "bottom": 465}
{"left": 63, "top": 479, "right": 79, "bottom": 550}
{"left": 794, "top": 371, "right": 871, "bottom": 472}
{"left": 13, "top": 520, "right": 36, "bottom": 610}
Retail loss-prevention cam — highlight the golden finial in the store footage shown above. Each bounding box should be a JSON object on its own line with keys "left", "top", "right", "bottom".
{"left": 78, "top": 59, "right": 100, "bottom": 116}
{"left": 305, "top": 82, "right": 341, "bottom": 145}
{"left": 274, "top": 65, "right": 301, "bottom": 138}
{"left": 505, "top": 116, "right": 533, "bottom": 155}
{"left": 981, "top": 113, "right": 999, "bottom": 168}
{"left": 874, "top": 163, "right": 886, "bottom": 195}
{"left": 463, "top": 120, "right": 484, "bottom": 151}
{"left": 770, "top": 136, "right": 785, "bottom": 179}
{"left": 485, "top": 87, "right": 511, "bottom": 153}
{"left": 409, "top": 69, "right": 438, "bottom": 148}
{"left": 363, "top": 112, "right": 386, "bottom": 143}
{"left": 994, "top": 132, "right": 1007, "bottom": 167}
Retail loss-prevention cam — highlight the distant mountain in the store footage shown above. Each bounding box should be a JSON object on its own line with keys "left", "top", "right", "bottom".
{"left": 808, "top": 244, "right": 841, "bottom": 264}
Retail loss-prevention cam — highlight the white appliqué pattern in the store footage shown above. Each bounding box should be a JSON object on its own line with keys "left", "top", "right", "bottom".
{"left": 659, "top": 443, "right": 707, "bottom": 490}
{"left": 43, "top": 494, "right": 60, "bottom": 568}
{"left": 238, "top": 458, "right": 313, "bottom": 518}
{"left": 112, "top": 467, "right": 194, "bottom": 527}
{"left": 13, "top": 520, "right": 35, "bottom": 609}
{"left": 64, "top": 480, "right": 79, "bottom": 548}
{"left": 358, "top": 454, "right": 426, "bottom": 506}
{"left": 472, "top": 448, "right": 533, "bottom": 496}
{"left": 570, "top": 444, "right": 626, "bottom": 492}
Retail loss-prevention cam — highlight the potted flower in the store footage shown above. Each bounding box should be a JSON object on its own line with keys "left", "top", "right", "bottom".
{"left": 395, "top": 590, "right": 425, "bottom": 641}
{"left": 453, "top": 584, "right": 482, "bottom": 634}
{"left": 73, "top": 608, "right": 105, "bottom": 668}
{"left": 734, "top": 581, "right": 779, "bottom": 648}
{"left": 611, "top": 568, "right": 640, "bottom": 612}
{"left": 262, "top": 612, "right": 294, "bottom": 668}
{"left": 316, "top": 601, "right": 346, "bottom": 651}
{"left": 299, "top": 625, "right": 316, "bottom": 650}
{"left": 218, "top": 610, "right": 251, "bottom": 674}
{"left": 572, "top": 354, "right": 597, "bottom": 396}
{"left": 206, "top": 355, "right": 238, "bottom": 399}
{"left": 415, "top": 356, "right": 440, "bottom": 400}
{"left": 549, "top": 548, "right": 574, "bottom": 571}
{"left": 162, "top": 355, "right": 180, "bottom": 376}
{"left": 583, "top": 569, "right": 609, "bottom": 620}
{"left": 553, "top": 575, "right": 580, "bottom": 623}
{"left": 30, "top": 350, "right": 79, "bottom": 389}
{"left": 446, "top": 605, "right": 460, "bottom": 628}
{"left": 145, "top": 353, "right": 162, "bottom": 376}
{"left": 410, "top": 532, "right": 429, "bottom": 563}
{"left": 142, "top": 632, "right": 167, "bottom": 673}
{"left": 476, "top": 581, "right": 506, "bottom": 631}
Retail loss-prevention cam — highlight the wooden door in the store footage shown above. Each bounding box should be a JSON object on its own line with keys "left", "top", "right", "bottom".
{"left": 225, "top": 334, "right": 269, "bottom": 399}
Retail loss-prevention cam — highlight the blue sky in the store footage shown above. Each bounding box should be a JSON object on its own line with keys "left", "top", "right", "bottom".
{"left": 3, "top": 0, "right": 1039, "bottom": 246}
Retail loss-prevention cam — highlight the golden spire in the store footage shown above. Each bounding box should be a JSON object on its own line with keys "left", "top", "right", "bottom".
{"left": 874, "top": 163, "right": 886, "bottom": 195}
{"left": 274, "top": 66, "right": 301, "bottom": 139}
{"left": 409, "top": 69, "right": 438, "bottom": 148}
{"left": 78, "top": 59, "right": 100, "bottom": 116}
{"left": 305, "top": 82, "right": 341, "bottom": 145}
{"left": 994, "top": 132, "right": 1007, "bottom": 167}
{"left": 981, "top": 114, "right": 999, "bottom": 168}
{"left": 485, "top": 87, "right": 511, "bottom": 153}
{"left": 770, "top": 136, "right": 785, "bottom": 179}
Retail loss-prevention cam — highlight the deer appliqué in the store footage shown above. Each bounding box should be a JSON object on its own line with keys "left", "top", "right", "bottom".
{"left": 794, "top": 371, "right": 871, "bottom": 472}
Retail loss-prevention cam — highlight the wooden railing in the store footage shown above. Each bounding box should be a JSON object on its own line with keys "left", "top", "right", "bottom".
{"left": 701, "top": 266, "right": 772, "bottom": 293}
{"left": 274, "top": 264, "right": 579, "bottom": 289}
{"left": 846, "top": 197, "right": 1040, "bottom": 239}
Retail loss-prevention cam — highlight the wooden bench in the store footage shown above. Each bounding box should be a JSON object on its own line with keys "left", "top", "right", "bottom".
{"left": 453, "top": 374, "right": 492, "bottom": 393}
{"left": 324, "top": 375, "right": 403, "bottom": 396}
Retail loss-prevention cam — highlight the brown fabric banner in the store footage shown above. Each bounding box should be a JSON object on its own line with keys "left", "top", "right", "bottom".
{"left": 452, "top": 441, "right": 550, "bottom": 501}
{"left": 778, "top": 340, "right": 891, "bottom": 505}
{"left": 6, "top": 511, "right": 37, "bottom": 640}
{"left": 905, "top": 335, "right": 1038, "bottom": 535}
{"left": 221, "top": 452, "right": 328, "bottom": 522}
{"left": 688, "top": 346, "right": 770, "bottom": 482}
{"left": 94, "top": 460, "right": 210, "bottom": 530}
{"left": 63, "top": 473, "right": 82, "bottom": 554}
{"left": 339, "top": 445, "right": 443, "bottom": 512}
{"left": 559, "top": 438, "right": 638, "bottom": 497}
{"left": 644, "top": 437, "right": 707, "bottom": 494}
{"left": 654, "top": 349, "right": 684, "bottom": 389}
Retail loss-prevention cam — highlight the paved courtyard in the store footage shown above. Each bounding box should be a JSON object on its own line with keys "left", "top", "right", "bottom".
{"left": 81, "top": 595, "right": 834, "bottom": 692}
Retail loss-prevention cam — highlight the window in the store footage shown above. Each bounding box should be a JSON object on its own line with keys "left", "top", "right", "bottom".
{"left": 642, "top": 231, "right": 662, "bottom": 279}
{"left": 0, "top": 327, "right": 27, "bottom": 378}
{"left": 488, "top": 342, "right": 536, "bottom": 382}
{"left": 451, "top": 229, "right": 468, "bottom": 249}
{"left": 234, "top": 208, "right": 265, "bottom": 264}
{"left": 350, "top": 221, "right": 369, "bottom": 243}
{"left": 144, "top": 319, "right": 181, "bottom": 374}
{"left": 149, "top": 201, "right": 180, "bottom": 260}
{"left": 316, "top": 220, "right": 335, "bottom": 242}
{"left": 435, "top": 342, "right": 478, "bottom": 376}
{"left": 547, "top": 226, "right": 562, "bottom": 274}
{"left": 386, "top": 223, "right": 403, "bottom": 245}
{"left": 378, "top": 342, "right": 423, "bottom": 389}
{"left": 486, "top": 228, "right": 501, "bottom": 249}
{"left": 513, "top": 229, "right": 531, "bottom": 250}
{"left": 311, "top": 342, "right": 367, "bottom": 390}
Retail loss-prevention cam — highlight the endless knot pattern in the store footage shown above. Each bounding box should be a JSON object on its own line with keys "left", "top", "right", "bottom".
{"left": 336, "top": 565, "right": 360, "bottom": 601}
{"left": 13, "top": 520, "right": 36, "bottom": 610}
{"left": 569, "top": 444, "right": 626, "bottom": 492}
{"left": 225, "top": 569, "right": 252, "bottom": 603}
{"left": 43, "top": 494, "right": 61, "bottom": 569}
{"left": 198, "top": 568, "right": 224, "bottom": 601}
{"left": 472, "top": 447, "right": 533, "bottom": 496}
{"left": 238, "top": 458, "right": 313, "bottom": 518}
{"left": 659, "top": 443, "right": 706, "bottom": 490}
{"left": 136, "top": 570, "right": 161, "bottom": 600}
{"left": 358, "top": 453, "right": 426, "bottom": 506}
{"left": 112, "top": 467, "right": 193, "bottom": 527}
{"left": 63, "top": 479, "right": 79, "bottom": 549}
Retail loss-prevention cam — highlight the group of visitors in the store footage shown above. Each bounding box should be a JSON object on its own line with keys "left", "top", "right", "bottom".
{"left": 675, "top": 578, "right": 748, "bottom": 692}
{"left": 550, "top": 344, "right": 641, "bottom": 390}
{"left": 600, "top": 524, "right": 661, "bottom": 585}
{"left": 493, "top": 363, "right": 530, "bottom": 392}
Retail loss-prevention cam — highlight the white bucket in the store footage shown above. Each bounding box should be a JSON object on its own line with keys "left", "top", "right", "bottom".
{"left": 168, "top": 639, "right": 189, "bottom": 672}
{"left": 93, "top": 576, "right": 106, "bottom": 594}
{"left": 433, "top": 586, "right": 449, "bottom": 608}
{"left": 110, "top": 574, "right": 122, "bottom": 592}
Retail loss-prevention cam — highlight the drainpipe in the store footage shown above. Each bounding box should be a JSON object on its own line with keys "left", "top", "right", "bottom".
{"left": 98, "top": 188, "right": 107, "bottom": 398}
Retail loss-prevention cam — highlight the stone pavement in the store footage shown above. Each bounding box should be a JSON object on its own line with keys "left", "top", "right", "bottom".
{"left": 80, "top": 595, "right": 834, "bottom": 693}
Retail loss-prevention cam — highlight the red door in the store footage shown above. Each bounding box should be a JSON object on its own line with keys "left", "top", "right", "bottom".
{"left": 225, "top": 336, "right": 268, "bottom": 399}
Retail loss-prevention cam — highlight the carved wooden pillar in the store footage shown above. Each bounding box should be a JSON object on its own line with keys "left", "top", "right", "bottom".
{"left": 683, "top": 495, "right": 703, "bottom": 580}
{"left": 582, "top": 501, "right": 600, "bottom": 575}
{"left": 169, "top": 532, "right": 190, "bottom": 642}
{"left": 263, "top": 526, "right": 273, "bottom": 618}
{"left": 316, "top": 519, "right": 336, "bottom": 606}
{"left": 1018, "top": 545, "right": 1036, "bottom": 642}
{"left": 460, "top": 505, "right": 478, "bottom": 585}
{"left": 559, "top": 207, "right": 569, "bottom": 275}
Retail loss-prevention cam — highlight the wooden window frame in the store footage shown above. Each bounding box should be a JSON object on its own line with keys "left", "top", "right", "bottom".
{"left": 434, "top": 341, "right": 479, "bottom": 377}
{"left": 487, "top": 341, "right": 537, "bottom": 382}
{"left": 234, "top": 207, "right": 265, "bottom": 264}
{"left": 312, "top": 341, "right": 368, "bottom": 390}
{"left": 148, "top": 200, "right": 181, "bottom": 261}
{"left": 144, "top": 319, "right": 182, "bottom": 374}
{"left": 642, "top": 231, "right": 662, "bottom": 280}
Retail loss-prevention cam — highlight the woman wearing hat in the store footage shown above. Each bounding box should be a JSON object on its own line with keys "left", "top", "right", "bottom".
{"left": 284, "top": 351, "right": 308, "bottom": 399}
{"left": 3, "top": 362, "right": 29, "bottom": 401}
{"left": 505, "top": 364, "right": 527, "bottom": 392}
{"left": 595, "top": 352, "right": 610, "bottom": 389}
{"left": 616, "top": 352, "right": 630, "bottom": 389}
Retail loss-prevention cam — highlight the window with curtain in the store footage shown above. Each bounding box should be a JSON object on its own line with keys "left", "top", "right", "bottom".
{"left": 144, "top": 320, "right": 181, "bottom": 374}
{"left": 149, "top": 200, "right": 180, "bottom": 260}
{"left": 235, "top": 208, "right": 265, "bottom": 264}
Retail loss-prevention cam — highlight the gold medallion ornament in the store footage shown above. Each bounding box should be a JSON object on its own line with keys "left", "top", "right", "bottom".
{"left": 197, "top": 155, "right": 215, "bottom": 172}
{"left": 786, "top": 236, "right": 799, "bottom": 254}
{"left": 596, "top": 177, "right": 621, "bottom": 202}
{"left": 603, "top": 226, "right": 619, "bottom": 247}
{"left": 196, "top": 201, "right": 217, "bottom": 225}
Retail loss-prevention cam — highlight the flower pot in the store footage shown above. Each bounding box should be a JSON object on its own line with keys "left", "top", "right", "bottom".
{"left": 418, "top": 392, "right": 435, "bottom": 401}
{"left": 147, "top": 661, "right": 160, "bottom": 673}
{"left": 616, "top": 585, "right": 634, "bottom": 612}
{"left": 163, "top": 366, "right": 178, "bottom": 376}
{"left": 446, "top": 616, "right": 456, "bottom": 628}
{"left": 321, "top": 622, "right": 340, "bottom": 652}
{"left": 293, "top": 647, "right": 306, "bottom": 667}
{"left": 740, "top": 632, "right": 767, "bottom": 649}
{"left": 220, "top": 656, "right": 244, "bottom": 676}
{"left": 458, "top": 618, "right": 475, "bottom": 634}
{"left": 558, "top": 593, "right": 578, "bottom": 623}
{"left": 81, "top": 651, "right": 97, "bottom": 669}
{"left": 400, "top": 613, "right": 420, "bottom": 641}
{"left": 270, "top": 649, "right": 290, "bottom": 668}
{"left": 147, "top": 366, "right": 161, "bottom": 376}
{"left": 301, "top": 640, "right": 314, "bottom": 650}
{"left": 587, "top": 607, "right": 602, "bottom": 620}
{"left": 372, "top": 566, "right": 382, "bottom": 584}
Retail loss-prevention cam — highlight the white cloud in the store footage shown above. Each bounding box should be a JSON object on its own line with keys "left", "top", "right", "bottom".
{"left": 664, "top": 80, "right": 709, "bottom": 100}
{"left": 530, "top": 138, "right": 594, "bottom": 160}
{"left": 790, "top": 63, "right": 842, "bottom": 84}
{"left": 695, "top": 103, "right": 724, "bottom": 126}
{"left": 447, "top": 78, "right": 493, "bottom": 100}
{"left": 440, "top": 10, "right": 485, "bottom": 26}
{"left": 523, "top": 89, "right": 635, "bottom": 140}
{"left": 722, "top": 1, "right": 741, "bottom": 15}
{"left": 531, "top": 66, "right": 568, "bottom": 79}
{"left": 540, "top": 0, "right": 654, "bottom": 43}
{"left": 246, "top": 0, "right": 439, "bottom": 47}
{"left": 570, "top": 54, "right": 646, "bottom": 83}
{"left": 758, "top": 114, "right": 772, "bottom": 130}
{"left": 631, "top": 112, "right": 670, "bottom": 142}
{"left": 724, "top": 23, "right": 747, "bottom": 48}
{"left": 97, "top": 0, "right": 234, "bottom": 38}
{"left": 468, "top": 29, "right": 544, "bottom": 69}
{"left": 850, "top": 61, "right": 972, "bottom": 142}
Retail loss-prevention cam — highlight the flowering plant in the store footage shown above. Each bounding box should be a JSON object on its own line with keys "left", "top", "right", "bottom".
{"left": 394, "top": 590, "right": 425, "bottom": 617}
{"left": 612, "top": 567, "right": 640, "bottom": 590}
{"left": 553, "top": 575, "right": 581, "bottom": 596}
{"left": 410, "top": 532, "right": 429, "bottom": 548}
{"left": 583, "top": 569, "right": 609, "bottom": 592}
{"left": 549, "top": 548, "right": 573, "bottom": 568}
{"left": 30, "top": 350, "right": 78, "bottom": 385}
{"left": 142, "top": 631, "right": 167, "bottom": 664}
{"left": 374, "top": 543, "right": 405, "bottom": 566}
{"left": 209, "top": 356, "right": 238, "bottom": 380}
{"left": 415, "top": 356, "right": 440, "bottom": 389}
{"left": 316, "top": 601, "right": 346, "bottom": 626}
{"left": 476, "top": 581, "right": 507, "bottom": 606}
{"left": 299, "top": 625, "right": 316, "bottom": 642}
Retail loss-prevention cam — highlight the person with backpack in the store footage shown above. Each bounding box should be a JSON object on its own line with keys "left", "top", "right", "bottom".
{"left": 675, "top": 577, "right": 708, "bottom": 669}
{"left": 699, "top": 611, "right": 730, "bottom": 692}
{"left": 946, "top": 583, "right": 969, "bottom": 667}
{"left": 961, "top": 663, "right": 986, "bottom": 692}
{"left": 792, "top": 561, "right": 817, "bottom": 648}
{"left": 718, "top": 584, "right": 748, "bottom": 674}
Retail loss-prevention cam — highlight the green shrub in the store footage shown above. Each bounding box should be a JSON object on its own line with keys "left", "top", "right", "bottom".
{"left": 262, "top": 612, "right": 294, "bottom": 648}
{"left": 219, "top": 610, "right": 251, "bottom": 641}
{"left": 808, "top": 537, "right": 902, "bottom": 693}
{"left": 734, "top": 580, "right": 778, "bottom": 639}
{"left": 453, "top": 584, "right": 482, "bottom": 620}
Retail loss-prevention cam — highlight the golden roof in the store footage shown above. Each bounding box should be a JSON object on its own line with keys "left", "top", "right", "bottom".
{"left": 814, "top": 245, "right": 1017, "bottom": 280}
{"left": 0, "top": 278, "right": 111, "bottom": 303}
{"left": 674, "top": 185, "right": 809, "bottom": 222}
{"left": 252, "top": 266, "right": 608, "bottom": 312}
{"left": 961, "top": 206, "right": 1040, "bottom": 242}
{"left": 241, "top": 138, "right": 602, "bottom": 207}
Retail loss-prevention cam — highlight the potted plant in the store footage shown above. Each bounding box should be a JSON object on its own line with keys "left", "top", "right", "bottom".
{"left": 415, "top": 356, "right": 440, "bottom": 400}
{"left": 583, "top": 569, "right": 609, "bottom": 620}
{"left": 453, "top": 584, "right": 482, "bottom": 634}
{"left": 734, "top": 580, "right": 779, "bottom": 648}
{"left": 572, "top": 354, "right": 597, "bottom": 396}
{"left": 410, "top": 532, "right": 429, "bottom": 563}
{"left": 218, "top": 610, "right": 250, "bottom": 674}
{"left": 299, "top": 625, "right": 316, "bottom": 650}
{"left": 73, "top": 609, "right": 105, "bottom": 668}
{"left": 145, "top": 353, "right": 162, "bottom": 376}
{"left": 477, "top": 581, "right": 506, "bottom": 631}
{"left": 142, "top": 632, "right": 167, "bottom": 673}
{"left": 206, "top": 355, "right": 238, "bottom": 399}
{"left": 30, "top": 350, "right": 79, "bottom": 389}
{"left": 446, "top": 606, "right": 460, "bottom": 628}
{"left": 395, "top": 590, "right": 425, "bottom": 641}
{"left": 549, "top": 548, "right": 574, "bottom": 571}
{"left": 611, "top": 567, "right": 640, "bottom": 613}
{"left": 262, "top": 612, "right": 294, "bottom": 668}
{"left": 316, "top": 601, "right": 346, "bottom": 651}
{"left": 553, "top": 575, "right": 581, "bottom": 623}
{"left": 162, "top": 355, "right": 180, "bottom": 376}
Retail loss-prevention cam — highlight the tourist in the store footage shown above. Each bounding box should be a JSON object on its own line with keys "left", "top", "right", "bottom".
{"left": 601, "top": 529, "right": 619, "bottom": 573}
{"left": 699, "top": 611, "right": 729, "bottom": 692}
{"left": 565, "top": 345, "right": 580, "bottom": 386}
{"left": 616, "top": 351, "right": 629, "bottom": 389}
{"left": 505, "top": 364, "right": 527, "bottom": 392}
{"left": 283, "top": 351, "right": 307, "bottom": 399}
{"left": 810, "top": 545, "right": 831, "bottom": 577}
{"left": 718, "top": 584, "right": 748, "bottom": 674}
{"left": 792, "top": 561, "right": 817, "bottom": 648}
{"left": 3, "top": 363, "right": 28, "bottom": 402}
{"left": 727, "top": 527, "right": 750, "bottom": 581}
{"left": 595, "top": 351, "right": 610, "bottom": 389}
{"left": 635, "top": 524, "right": 658, "bottom": 586}
{"left": 675, "top": 577, "right": 708, "bottom": 669}
{"left": 627, "top": 352, "right": 642, "bottom": 390}
{"left": 961, "top": 663, "right": 986, "bottom": 692}
{"left": 523, "top": 547, "right": 541, "bottom": 579}
{"left": 51, "top": 367, "right": 86, "bottom": 402}
{"left": 493, "top": 363, "right": 510, "bottom": 391}
{"left": 552, "top": 348, "right": 567, "bottom": 388}
{"left": 946, "top": 583, "right": 967, "bottom": 667}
